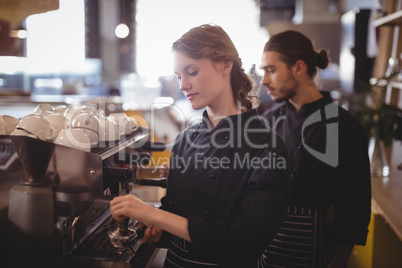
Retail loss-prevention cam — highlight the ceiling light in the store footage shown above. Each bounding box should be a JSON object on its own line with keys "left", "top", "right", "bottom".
{"left": 9, "top": 28, "right": 28, "bottom": 39}
{"left": 115, "top": 23, "right": 129, "bottom": 39}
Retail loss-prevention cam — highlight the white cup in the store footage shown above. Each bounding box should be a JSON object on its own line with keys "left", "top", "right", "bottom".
{"left": 34, "top": 103, "right": 55, "bottom": 116}
{"left": 63, "top": 106, "right": 85, "bottom": 121}
{"left": 71, "top": 112, "right": 100, "bottom": 135}
{"left": 108, "top": 113, "right": 127, "bottom": 122}
{"left": 99, "top": 118, "right": 120, "bottom": 142}
{"left": 44, "top": 113, "right": 68, "bottom": 133}
{"left": 108, "top": 113, "right": 134, "bottom": 135}
{"left": 0, "top": 115, "right": 19, "bottom": 135}
{"left": 127, "top": 117, "right": 138, "bottom": 131}
{"left": 81, "top": 128, "right": 99, "bottom": 145}
{"left": 80, "top": 104, "right": 97, "bottom": 115}
{"left": 54, "top": 129, "right": 91, "bottom": 152}
{"left": 95, "top": 109, "right": 107, "bottom": 122}
{"left": 54, "top": 105, "right": 68, "bottom": 115}
{"left": 17, "top": 114, "right": 58, "bottom": 141}
{"left": 63, "top": 103, "right": 97, "bottom": 120}
{"left": 10, "top": 129, "right": 38, "bottom": 139}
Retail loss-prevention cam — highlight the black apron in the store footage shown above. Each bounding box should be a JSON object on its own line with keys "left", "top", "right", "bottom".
{"left": 259, "top": 205, "right": 334, "bottom": 268}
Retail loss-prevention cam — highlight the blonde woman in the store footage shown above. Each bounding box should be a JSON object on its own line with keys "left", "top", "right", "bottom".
{"left": 111, "top": 24, "right": 289, "bottom": 267}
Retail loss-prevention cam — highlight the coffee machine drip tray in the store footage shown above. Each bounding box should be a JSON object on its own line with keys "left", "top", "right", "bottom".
{"left": 68, "top": 198, "right": 131, "bottom": 262}
{"left": 61, "top": 197, "right": 152, "bottom": 265}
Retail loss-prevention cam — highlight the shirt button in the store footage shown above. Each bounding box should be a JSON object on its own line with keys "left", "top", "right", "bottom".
{"left": 168, "top": 200, "right": 174, "bottom": 206}
{"left": 297, "top": 145, "right": 302, "bottom": 150}
{"left": 210, "top": 174, "right": 215, "bottom": 179}
{"left": 290, "top": 174, "right": 294, "bottom": 178}
{"left": 204, "top": 211, "right": 209, "bottom": 216}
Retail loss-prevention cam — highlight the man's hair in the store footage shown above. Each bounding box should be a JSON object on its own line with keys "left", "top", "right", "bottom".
{"left": 264, "top": 30, "right": 330, "bottom": 78}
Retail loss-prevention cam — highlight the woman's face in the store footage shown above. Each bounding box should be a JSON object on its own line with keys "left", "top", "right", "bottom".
{"left": 173, "top": 52, "right": 231, "bottom": 111}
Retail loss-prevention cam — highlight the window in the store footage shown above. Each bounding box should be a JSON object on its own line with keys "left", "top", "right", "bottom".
{"left": 136, "top": 0, "right": 268, "bottom": 77}
{"left": 26, "top": 0, "right": 85, "bottom": 68}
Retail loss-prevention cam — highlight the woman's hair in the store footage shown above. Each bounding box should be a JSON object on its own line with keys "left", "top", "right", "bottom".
{"left": 172, "top": 24, "right": 258, "bottom": 112}
{"left": 263, "top": 30, "right": 330, "bottom": 78}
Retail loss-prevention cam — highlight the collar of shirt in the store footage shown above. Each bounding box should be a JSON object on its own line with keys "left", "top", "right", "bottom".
{"left": 284, "top": 91, "right": 333, "bottom": 115}
{"left": 200, "top": 109, "right": 259, "bottom": 130}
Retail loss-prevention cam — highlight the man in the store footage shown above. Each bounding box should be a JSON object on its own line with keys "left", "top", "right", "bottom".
{"left": 258, "top": 30, "right": 371, "bottom": 268}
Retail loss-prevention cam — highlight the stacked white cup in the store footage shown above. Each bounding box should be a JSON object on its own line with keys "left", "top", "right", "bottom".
{"left": 0, "top": 115, "right": 19, "bottom": 135}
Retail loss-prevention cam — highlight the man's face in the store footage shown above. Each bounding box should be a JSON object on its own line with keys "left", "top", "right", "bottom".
{"left": 260, "top": 51, "right": 298, "bottom": 102}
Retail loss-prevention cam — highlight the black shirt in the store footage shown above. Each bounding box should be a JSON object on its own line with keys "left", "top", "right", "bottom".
{"left": 263, "top": 91, "right": 371, "bottom": 245}
{"left": 159, "top": 109, "right": 290, "bottom": 267}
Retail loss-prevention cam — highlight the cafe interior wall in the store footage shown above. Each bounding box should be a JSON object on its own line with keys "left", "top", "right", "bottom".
{"left": 0, "top": 0, "right": 265, "bottom": 96}
{"left": 101, "top": 0, "right": 381, "bottom": 91}
{"left": 0, "top": 0, "right": 383, "bottom": 94}
{"left": 0, "top": 0, "right": 104, "bottom": 97}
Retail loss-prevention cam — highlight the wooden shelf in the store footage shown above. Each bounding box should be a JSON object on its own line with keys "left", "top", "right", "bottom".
{"left": 389, "top": 80, "right": 402, "bottom": 90}
{"left": 371, "top": 170, "right": 402, "bottom": 241}
{"left": 374, "top": 10, "right": 402, "bottom": 27}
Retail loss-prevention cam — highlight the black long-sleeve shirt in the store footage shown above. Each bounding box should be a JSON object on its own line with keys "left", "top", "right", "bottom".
{"left": 262, "top": 92, "right": 371, "bottom": 246}
{"left": 158, "top": 109, "right": 290, "bottom": 267}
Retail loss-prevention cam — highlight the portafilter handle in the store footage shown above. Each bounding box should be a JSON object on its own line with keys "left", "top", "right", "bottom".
{"left": 108, "top": 218, "right": 147, "bottom": 255}
{"left": 108, "top": 218, "right": 136, "bottom": 254}
{"left": 108, "top": 180, "right": 143, "bottom": 254}
{"left": 117, "top": 218, "right": 130, "bottom": 234}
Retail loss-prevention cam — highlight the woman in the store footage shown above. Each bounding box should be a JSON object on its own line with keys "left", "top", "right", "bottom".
{"left": 110, "top": 24, "right": 289, "bottom": 267}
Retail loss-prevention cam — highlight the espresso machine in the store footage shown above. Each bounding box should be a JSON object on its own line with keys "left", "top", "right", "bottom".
{"left": 5, "top": 127, "right": 167, "bottom": 267}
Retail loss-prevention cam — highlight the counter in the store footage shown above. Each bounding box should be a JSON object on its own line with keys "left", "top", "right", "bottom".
{"left": 371, "top": 169, "right": 402, "bottom": 241}
{"left": 348, "top": 168, "right": 402, "bottom": 268}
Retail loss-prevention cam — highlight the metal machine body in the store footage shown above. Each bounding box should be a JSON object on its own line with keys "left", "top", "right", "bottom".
{"left": 5, "top": 127, "right": 160, "bottom": 267}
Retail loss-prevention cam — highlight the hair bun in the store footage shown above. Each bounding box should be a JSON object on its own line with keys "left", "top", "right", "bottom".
{"left": 316, "top": 50, "right": 329, "bottom": 69}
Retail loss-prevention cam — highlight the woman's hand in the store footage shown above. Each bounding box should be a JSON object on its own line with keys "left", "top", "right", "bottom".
{"left": 137, "top": 222, "right": 163, "bottom": 244}
{"left": 110, "top": 194, "right": 151, "bottom": 224}
{"left": 110, "top": 192, "right": 192, "bottom": 243}
{"left": 159, "top": 162, "right": 169, "bottom": 178}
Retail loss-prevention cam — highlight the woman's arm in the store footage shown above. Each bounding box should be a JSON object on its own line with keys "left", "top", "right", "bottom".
{"left": 110, "top": 194, "right": 192, "bottom": 242}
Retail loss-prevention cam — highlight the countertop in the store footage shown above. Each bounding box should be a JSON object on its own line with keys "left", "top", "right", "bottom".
{"left": 371, "top": 168, "right": 402, "bottom": 241}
